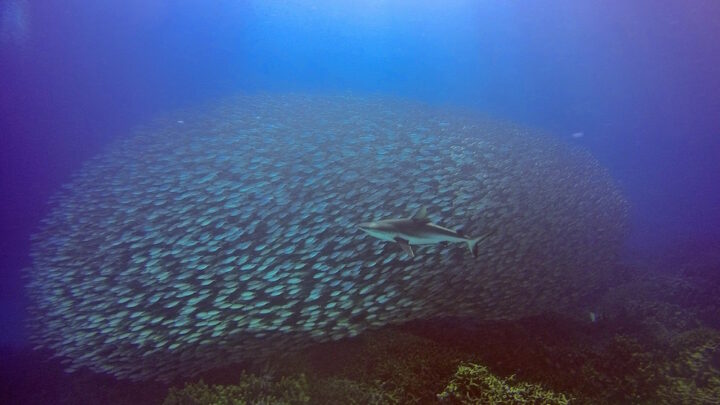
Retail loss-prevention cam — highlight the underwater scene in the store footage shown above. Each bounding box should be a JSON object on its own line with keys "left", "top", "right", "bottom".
{"left": 1, "top": 2, "right": 719, "bottom": 404}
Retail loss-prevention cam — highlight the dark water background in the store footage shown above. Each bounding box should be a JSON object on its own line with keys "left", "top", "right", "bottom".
{"left": 1, "top": 0, "right": 718, "bottom": 364}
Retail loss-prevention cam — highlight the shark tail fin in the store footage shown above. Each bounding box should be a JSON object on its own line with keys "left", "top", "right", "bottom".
{"left": 467, "top": 229, "right": 496, "bottom": 258}
{"left": 467, "top": 238, "right": 481, "bottom": 258}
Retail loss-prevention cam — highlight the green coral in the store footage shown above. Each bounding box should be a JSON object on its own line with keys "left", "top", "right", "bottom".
{"left": 437, "top": 362, "right": 571, "bottom": 404}
{"left": 161, "top": 372, "right": 398, "bottom": 404}
{"left": 162, "top": 361, "right": 574, "bottom": 405}
{"left": 162, "top": 372, "right": 310, "bottom": 405}
{"left": 657, "top": 328, "right": 720, "bottom": 404}
{"left": 407, "top": 316, "right": 676, "bottom": 404}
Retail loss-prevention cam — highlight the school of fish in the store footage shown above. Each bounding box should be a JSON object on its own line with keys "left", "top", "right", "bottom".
{"left": 25, "top": 94, "right": 627, "bottom": 381}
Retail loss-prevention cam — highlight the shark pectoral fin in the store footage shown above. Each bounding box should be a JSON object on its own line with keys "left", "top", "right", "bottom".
{"left": 411, "top": 206, "right": 430, "bottom": 223}
{"left": 394, "top": 237, "right": 415, "bottom": 258}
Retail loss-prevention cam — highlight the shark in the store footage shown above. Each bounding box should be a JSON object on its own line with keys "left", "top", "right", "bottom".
{"left": 358, "top": 206, "right": 491, "bottom": 258}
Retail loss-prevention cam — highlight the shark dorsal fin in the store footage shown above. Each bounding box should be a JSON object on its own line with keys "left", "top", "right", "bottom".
{"left": 411, "top": 206, "right": 430, "bottom": 222}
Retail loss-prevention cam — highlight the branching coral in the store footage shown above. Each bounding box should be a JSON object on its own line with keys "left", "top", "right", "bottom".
{"left": 162, "top": 373, "right": 398, "bottom": 405}
{"left": 657, "top": 328, "right": 720, "bottom": 404}
{"left": 437, "top": 362, "right": 571, "bottom": 404}
{"left": 162, "top": 373, "right": 310, "bottom": 405}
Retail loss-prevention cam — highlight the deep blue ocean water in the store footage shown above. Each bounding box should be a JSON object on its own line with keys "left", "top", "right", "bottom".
{"left": 1, "top": 1, "right": 719, "bottom": 403}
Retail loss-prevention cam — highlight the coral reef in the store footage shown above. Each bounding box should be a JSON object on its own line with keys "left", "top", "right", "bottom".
{"left": 272, "top": 328, "right": 465, "bottom": 403}
{"left": 402, "top": 311, "right": 720, "bottom": 404}
{"left": 161, "top": 328, "right": 581, "bottom": 404}
{"left": 163, "top": 373, "right": 310, "bottom": 405}
{"left": 306, "top": 378, "right": 394, "bottom": 405}
{"left": 437, "top": 362, "right": 571, "bottom": 404}
{"left": 657, "top": 328, "right": 720, "bottom": 404}
{"left": 162, "top": 372, "right": 397, "bottom": 404}
{"left": 161, "top": 361, "right": 576, "bottom": 404}
{"left": 403, "top": 317, "right": 665, "bottom": 403}
{"left": 578, "top": 334, "right": 667, "bottom": 403}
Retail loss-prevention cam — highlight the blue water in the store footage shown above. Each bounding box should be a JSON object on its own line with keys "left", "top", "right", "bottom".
{"left": 1, "top": 0, "right": 719, "bottom": 399}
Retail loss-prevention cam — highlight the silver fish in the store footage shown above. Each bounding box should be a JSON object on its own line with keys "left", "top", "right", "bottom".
{"left": 24, "top": 94, "right": 627, "bottom": 382}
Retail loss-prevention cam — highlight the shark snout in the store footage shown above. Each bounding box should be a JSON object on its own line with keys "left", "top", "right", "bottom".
{"left": 358, "top": 222, "right": 374, "bottom": 232}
